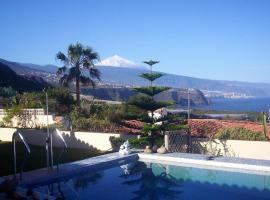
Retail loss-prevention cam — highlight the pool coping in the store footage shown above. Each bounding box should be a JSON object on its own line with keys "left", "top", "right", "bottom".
{"left": 2, "top": 151, "right": 270, "bottom": 188}
{"left": 2, "top": 152, "right": 138, "bottom": 188}
{"left": 138, "top": 152, "right": 270, "bottom": 174}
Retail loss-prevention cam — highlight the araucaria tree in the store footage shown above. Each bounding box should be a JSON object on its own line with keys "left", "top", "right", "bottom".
{"left": 129, "top": 60, "right": 172, "bottom": 145}
{"left": 56, "top": 43, "right": 100, "bottom": 105}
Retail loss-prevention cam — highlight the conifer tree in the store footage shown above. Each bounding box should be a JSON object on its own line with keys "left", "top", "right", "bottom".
{"left": 129, "top": 60, "right": 173, "bottom": 146}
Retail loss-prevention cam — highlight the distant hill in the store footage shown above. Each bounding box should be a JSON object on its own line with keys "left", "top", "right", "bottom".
{"left": 81, "top": 87, "right": 208, "bottom": 105}
{"left": 96, "top": 66, "right": 270, "bottom": 97}
{"left": 0, "top": 62, "right": 49, "bottom": 92}
{"left": 0, "top": 58, "right": 58, "bottom": 84}
{"left": 2, "top": 57, "right": 270, "bottom": 97}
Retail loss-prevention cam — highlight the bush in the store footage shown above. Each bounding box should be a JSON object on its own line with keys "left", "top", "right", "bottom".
{"left": 109, "top": 136, "right": 164, "bottom": 150}
{"left": 129, "top": 136, "right": 164, "bottom": 149}
{"left": 215, "top": 127, "right": 265, "bottom": 141}
{"left": 128, "top": 137, "right": 151, "bottom": 149}
{"left": 109, "top": 136, "right": 126, "bottom": 150}
{"left": 0, "top": 87, "right": 16, "bottom": 98}
{"left": 69, "top": 107, "right": 119, "bottom": 132}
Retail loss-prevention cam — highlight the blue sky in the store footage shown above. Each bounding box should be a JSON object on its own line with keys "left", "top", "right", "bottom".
{"left": 1, "top": 0, "right": 270, "bottom": 83}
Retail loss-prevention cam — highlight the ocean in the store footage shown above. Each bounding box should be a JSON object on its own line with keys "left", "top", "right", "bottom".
{"left": 195, "top": 98, "right": 270, "bottom": 112}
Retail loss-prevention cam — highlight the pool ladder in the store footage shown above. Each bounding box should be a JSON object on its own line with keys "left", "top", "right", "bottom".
{"left": 12, "top": 131, "right": 31, "bottom": 180}
{"left": 55, "top": 129, "right": 68, "bottom": 171}
{"left": 12, "top": 129, "right": 68, "bottom": 180}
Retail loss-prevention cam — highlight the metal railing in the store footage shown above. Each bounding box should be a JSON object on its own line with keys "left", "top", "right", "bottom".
{"left": 12, "top": 131, "right": 31, "bottom": 180}
{"left": 55, "top": 129, "right": 68, "bottom": 171}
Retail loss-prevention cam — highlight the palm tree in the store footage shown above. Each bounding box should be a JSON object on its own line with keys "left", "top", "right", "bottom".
{"left": 56, "top": 43, "right": 100, "bottom": 105}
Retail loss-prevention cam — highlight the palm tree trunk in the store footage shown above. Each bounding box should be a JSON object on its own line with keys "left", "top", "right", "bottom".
{"left": 76, "top": 73, "right": 80, "bottom": 106}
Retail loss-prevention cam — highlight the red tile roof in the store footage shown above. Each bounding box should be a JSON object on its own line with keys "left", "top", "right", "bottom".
{"left": 188, "top": 119, "right": 270, "bottom": 137}
{"left": 118, "top": 120, "right": 144, "bottom": 134}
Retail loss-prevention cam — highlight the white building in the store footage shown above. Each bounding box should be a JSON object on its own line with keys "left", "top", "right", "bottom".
{"left": 148, "top": 107, "right": 168, "bottom": 120}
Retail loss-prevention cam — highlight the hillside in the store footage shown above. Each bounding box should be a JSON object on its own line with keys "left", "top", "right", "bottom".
{"left": 2, "top": 57, "right": 270, "bottom": 97}
{"left": 81, "top": 87, "right": 208, "bottom": 105}
{"left": 0, "top": 62, "right": 49, "bottom": 92}
{"left": 97, "top": 66, "right": 270, "bottom": 97}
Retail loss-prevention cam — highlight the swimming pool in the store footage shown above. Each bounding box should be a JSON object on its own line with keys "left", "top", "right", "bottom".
{"left": 31, "top": 160, "right": 270, "bottom": 200}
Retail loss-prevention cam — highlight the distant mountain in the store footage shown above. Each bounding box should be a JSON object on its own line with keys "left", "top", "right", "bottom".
{"left": 0, "top": 58, "right": 58, "bottom": 84}
{"left": 97, "top": 66, "right": 270, "bottom": 97}
{"left": 96, "top": 55, "right": 146, "bottom": 69}
{"left": 18, "top": 62, "right": 57, "bottom": 73}
{"left": 2, "top": 57, "right": 270, "bottom": 97}
{"left": 0, "top": 62, "right": 49, "bottom": 92}
{"left": 81, "top": 87, "right": 208, "bottom": 105}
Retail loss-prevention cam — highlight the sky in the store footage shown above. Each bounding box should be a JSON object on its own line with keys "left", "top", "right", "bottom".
{"left": 1, "top": 0, "right": 270, "bottom": 83}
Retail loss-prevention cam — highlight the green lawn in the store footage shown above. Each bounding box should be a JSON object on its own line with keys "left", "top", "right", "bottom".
{"left": 0, "top": 141, "right": 105, "bottom": 177}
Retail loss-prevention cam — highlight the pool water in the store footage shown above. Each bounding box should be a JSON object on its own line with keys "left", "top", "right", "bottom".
{"left": 33, "top": 161, "right": 270, "bottom": 200}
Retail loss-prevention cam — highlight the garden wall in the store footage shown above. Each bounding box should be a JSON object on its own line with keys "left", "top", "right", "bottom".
{"left": 0, "top": 114, "right": 54, "bottom": 128}
{"left": 0, "top": 128, "right": 137, "bottom": 151}
{"left": 193, "top": 138, "right": 270, "bottom": 160}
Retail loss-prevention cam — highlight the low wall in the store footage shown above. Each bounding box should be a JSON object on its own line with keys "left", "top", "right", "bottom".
{"left": 194, "top": 138, "right": 270, "bottom": 160}
{"left": 0, "top": 128, "right": 137, "bottom": 151}
{"left": 0, "top": 115, "right": 54, "bottom": 128}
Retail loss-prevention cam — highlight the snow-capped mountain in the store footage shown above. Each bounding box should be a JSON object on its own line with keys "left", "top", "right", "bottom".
{"left": 96, "top": 55, "right": 146, "bottom": 69}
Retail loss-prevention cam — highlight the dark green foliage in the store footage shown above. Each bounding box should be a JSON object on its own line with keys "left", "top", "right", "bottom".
{"left": 128, "top": 136, "right": 164, "bottom": 149}
{"left": 215, "top": 127, "right": 265, "bottom": 141}
{"left": 142, "top": 123, "right": 161, "bottom": 135}
{"left": 69, "top": 104, "right": 125, "bottom": 132}
{"left": 120, "top": 104, "right": 146, "bottom": 120}
{"left": 56, "top": 43, "right": 100, "bottom": 105}
{"left": 134, "top": 86, "right": 171, "bottom": 96}
{"left": 143, "top": 60, "right": 159, "bottom": 66}
{"left": 0, "top": 62, "right": 49, "bottom": 93}
{"left": 0, "top": 87, "right": 16, "bottom": 98}
{"left": 3, "top": 87, "right": 75, "bottom": 116}
{"left": 139, "top": 73, "right": 163, "bottom": 82}
{"left": 129, "top": 94, "right": 173, "bottom": 112}
{"left": 47, "top": 87, "right": 75, "bottom": 115}
{"left": 161, "top": 124, "right": 189, "bottom": 131}
{"left": 127, "top": 60, "right": 188, "bottom": 146}
{"left": 109, "top": 136, "right": 126, "bottom": 150}
{"left": 109, "top": 136, "right": 164, "bottom": 150}
{"left": 262, "top": 112, "right": 269, "bottom": 140}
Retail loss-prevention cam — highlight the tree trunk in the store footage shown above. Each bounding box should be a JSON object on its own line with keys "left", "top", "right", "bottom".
{"left": 76, "top": 71, "right": 80, "bottom": 106}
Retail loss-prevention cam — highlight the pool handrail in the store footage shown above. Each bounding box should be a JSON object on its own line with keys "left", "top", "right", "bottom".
{"left": 12, "top": 131, "right": 31, "bottom": 180}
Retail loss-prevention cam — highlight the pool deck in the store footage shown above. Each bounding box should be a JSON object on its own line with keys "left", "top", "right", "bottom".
{"left": 139, "top": 152, "right": 270, "bottom": 174}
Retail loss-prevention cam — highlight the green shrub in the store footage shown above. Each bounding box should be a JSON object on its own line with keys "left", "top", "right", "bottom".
{"left": 109, "top": 136, "right": 164, "bottom": 150}
{"left": 0, "top": 87, "right": 16, "bottom": 97}
{"left": 109, "top": 136, "right": 126, "bottom": 150}
{"left": 70, "top": 107, "right": 119, "bottom": 132}
{"left": 129, "top": 136, "right": 164, "bottom": 149}
{"left": 215, "top": 127, "right": 265, "bottom": 141}
{"left": 128, "top": 137, "right": 150, "bottom": 149}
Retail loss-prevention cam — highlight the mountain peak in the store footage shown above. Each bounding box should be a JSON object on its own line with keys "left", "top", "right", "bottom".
{"left": 96, "top": 55, "right": 146, "bottom": 69}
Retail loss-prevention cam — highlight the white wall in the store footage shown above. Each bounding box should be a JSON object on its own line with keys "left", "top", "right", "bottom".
{"left": 0, "top": 128, "right": 137, "bottom": 151}
{"left": 195, "top": 138, "right": 270, "bottom": 160}
{"left": 0, "top": 127, "right": 17, "bottom": 141}
{"left": 0, "top": 115, "right": 54, "bottom": 128}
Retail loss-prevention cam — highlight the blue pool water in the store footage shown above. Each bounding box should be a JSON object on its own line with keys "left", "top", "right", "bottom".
{"left": 33, "top": 161, "right": 270, "bottom": 200}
